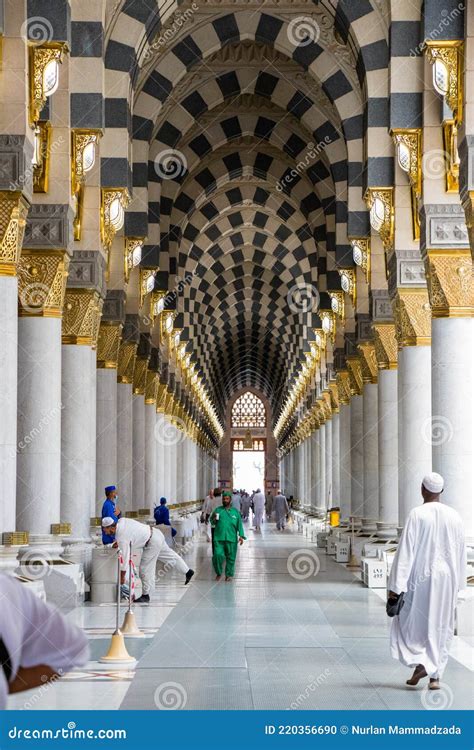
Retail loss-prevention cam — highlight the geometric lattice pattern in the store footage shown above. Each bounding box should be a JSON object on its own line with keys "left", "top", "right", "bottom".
{"left": 231, "top": 392, "right": 266, "bottom": 428}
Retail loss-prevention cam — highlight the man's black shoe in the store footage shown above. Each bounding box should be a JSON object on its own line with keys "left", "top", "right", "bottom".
{"left": 134, "top": 594, "right": 150, "bottom": 603}
{"left": 185, "top": 569, "right": 195, "bottom": 585}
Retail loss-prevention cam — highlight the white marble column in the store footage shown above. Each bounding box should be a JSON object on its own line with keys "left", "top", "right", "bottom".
{"left": 310, "top": 430, "right": 320, "bottom": 512}
{"left": 362, "top": 382, "right": 379, "bottom": 530}
{"left": 398, "top": 345, "right": 432, "bottom": 525}
{"left": 155, "top": 412, "right": 165, "bottom": 499}
{"left": 377, "top": 369, "right": 398, "bottom": 537}
{"left": 432, "top": 318, "right": 474, "bottom": 540}
{"left": 331, "top": 412, "right": 340, "bottom": 507}
{"left": 0, "top": 275, "right": 18, "bottom": 533}
{"left": 350, "top": 394, "right": 364, "bottom": 523}
{"left": 132, "top": 395, "right": 145, "bottom": 511}
{"left": 96, "top": 369, "right": 118, "bottom": 511}
{"left": 339, "top": 402, "right": 351, "bottom": 522}
{"left": 17, "top": 318, "right": 62, "bottom": 538}
{"left": 117, "top": 382, "right": 134, "bottom": 510}
{"left": 61, "top": 344, "right": 96, "bottom": 539}
{"left": 325, "top": 418, "right": 333, "bottom": 509}
{"left": 144, "top": 402, "right": 157, "bottom": 513}
{"left": 317, "top": 423, "right": 326, "bottom": 515}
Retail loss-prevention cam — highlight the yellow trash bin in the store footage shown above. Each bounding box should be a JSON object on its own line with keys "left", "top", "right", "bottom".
{"left": 329, "top": 509, "right": 340, "bottom": 527}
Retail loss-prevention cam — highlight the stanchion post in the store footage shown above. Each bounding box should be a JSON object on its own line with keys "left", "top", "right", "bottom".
{"left": 121, "top": 541, "right": 145, "bottom": 638}
{"left": 99, "top": 549, "right": 137, "bottom": 662}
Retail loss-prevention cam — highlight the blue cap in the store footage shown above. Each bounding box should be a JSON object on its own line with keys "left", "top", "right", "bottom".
{"left": 160, "top": 497, "right": 167, "bottom": 505}
{"left": 105, "top": 485, "right": 116, "bottom": 494}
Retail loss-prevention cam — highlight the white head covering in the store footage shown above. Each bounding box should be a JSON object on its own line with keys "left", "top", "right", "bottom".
{"left": 422, "top": 472, "right": 444, "bottom": 494}
{"left": 101, "top": 516, "right": 116, "bottom": 527}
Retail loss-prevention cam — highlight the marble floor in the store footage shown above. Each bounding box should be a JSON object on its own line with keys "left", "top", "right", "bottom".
{"left": 8, "top": 517, "right": 474, "bottom": 711}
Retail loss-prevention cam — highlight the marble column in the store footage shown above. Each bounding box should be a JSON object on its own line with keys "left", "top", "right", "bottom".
{"left": 144, "top": 369, "right": 158, "bottom": 514}
{"left": 349, "top": 394, "right": 364, "bottom": 523}
{"left": 331, "top": 412, "right": 340, "bottom": 508}
{"left": 155, "top": 412, "right": 166, "bottom": 499}
{"left": 132, "top": 338, "right": 150, "bottom": 512}
{"left": 95, "top": 291, "right": 125, "bottom": 512}
{"left": 339, "top": 401, "right": 351, "bottom": 523}
{"left": 60, "top": 283, "right": 103, "bottom": 541}
{"left": 0, "top": 192, "right": 30, "bottom": 535}
{"left": 427, "top": 248, "right": 474, "bottom": 540}
{"left": 116, "top": 316, "right": 139, "bottom": 512}
{"left": 377, "top": 367, "right": 399, "bottom": 538}
{"left": 16, "top": 243, "right": 70, "bottom": 548}
{"left": 310, "top": 429, "right": 320, "bottom": 512}
{"left": 317, "top": 423, "right": 326, "bottom": 516}
{"left": 361, "top": 383, "right": 379, "bottom": 530}
{"left": 325, "top": 418, "right": 332, "bottom": 509}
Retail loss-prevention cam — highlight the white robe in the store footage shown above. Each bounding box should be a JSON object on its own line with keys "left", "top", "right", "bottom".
{"left": 253, "top": 492, "right": 265, "bottom": 526}
{"left": 388, "top": 502, "right": 466, "bottom": 678}
{"left": 273, "top": 493, "right": 289, "bottom": 527}
{"left": 0, "top": 574, "right": 89, "bottom": 709}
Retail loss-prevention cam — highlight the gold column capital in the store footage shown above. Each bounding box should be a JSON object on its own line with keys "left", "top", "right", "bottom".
{"left": 346, "top": 355, "right": 363, "bottom": 395}
{"left": 117, "top": 341, "right": 137, "bottom": 384}
{"left": 145, "top": 370, "right": 159, "bottom": 405}
{"left": 373, "top": 323, "right": 398, "bottom": 369}
{"left": 97, "top": 322, "right": 122, "bottom": 368}
{"left": 18, "top": 249, "right": 69, "bottom": 318}
{"left": 336, "top": 370, "right": 351, "bottom": 404}
{"left": 358, "top": 341, "right": 378, "bottom": 384}
{"left": 328, "top": 381, "right": 340, "bottom": 413}
{"left": 156, "top": 383, "right": 167, "bottom": 413}
{"left": 0, "top": 191, "right": 30, "bottom": 276}
{"left": 425, "top": 250, "right": 474, "bottom": 318}
{"left": 394, "top": 288, "right": 431, "bottom": 346}
{"left": 133, "top": 357, "right": 148, "bottom": 395}
{"left": 62, "top": 289, "right": 103, "bottom": 347}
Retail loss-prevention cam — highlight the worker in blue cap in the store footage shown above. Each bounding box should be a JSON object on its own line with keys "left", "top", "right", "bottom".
{"left": 101, "top": 486, "right": 121, "bottom": 545}
{"left": 153, "top": 497, "right": 176, "bottom": 537}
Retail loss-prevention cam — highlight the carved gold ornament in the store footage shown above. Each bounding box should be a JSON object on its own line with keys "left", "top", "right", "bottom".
{"left": 394, "top": 289, "right": 431, "bottom": 346}
{"left": 338, "top": 269, "right": 356, "bottom": 307}
{"left": 336, "top": 370, "right": 351, "bottom": 405}
{"left": 62, "top": 289, "right": 103, "bottom": 347}
{"left": 365, "top": 188, "right": 394, "bottom": 253}
{"left": 100, "top": 188, "right": 130, "bottom": 256}
{"left": 125, "top": 237, "right": 144, "bottom": 284}
{"left": 17, "top": 250, "right": 69, "bottom": 317}
{"left": 117, "top": 341, "right": 137, "bottom": 384}
{"left": 373, "top": 323, "right": 398, "bottom": 369}
{"left": 145, "top": 370, "right": 159, "bottom": 405}
{"left": 426, "top": 250, "right": 474, "bottom": 318}
{"left": 0, "top": 192, "right": 30, "bottom": 276}
{"left": 391, "top": 129, "right": 422, "bottom": 197}
{"left": 328, "top": 381, "right": 340, "bottom": 413}
{"left": 96, "top": 322, "right": 122, "bottom": 369}
{"left": 33, "top": 120, "right": 51, "bottom": 193}
{"left": 425, "top": 41, "right": 463, "bottom": 126}
{"left": 442, "top": 120, "right": 460, "bottom": 193}
{"left": 329, "top": 291, "right": 344, "bottom": 321}
{"left": 350, "top": 238, "right": 370, "bottom": 283}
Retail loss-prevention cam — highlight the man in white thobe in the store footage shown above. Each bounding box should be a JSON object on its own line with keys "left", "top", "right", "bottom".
{"left": 102, "top": 517, "right": 194, "bottom": 603}
{"left": 232, "top": 490, "right": 242, "bottom": 514}
{"left": 273, "top": 491, "right": 289, "bottom": 531}
{"left": 388, "top": 473, "right": 466, "bottom": 689}
{"left": 0, "top": 574, "right": 89, "bottom": 708}
{"left": 202, "top": 489, "right": 215, "bottom": 542}
{"left": 241, "top": 493, "right": 251, "bottom": 521}
{"left": 253, "top": 489, "right": 265, "bottom": 531}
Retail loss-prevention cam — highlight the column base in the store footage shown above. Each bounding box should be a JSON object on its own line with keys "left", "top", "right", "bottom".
{"left": 0, "top": 545, "right": 21, "bottom": 575}
{"left": 350, "top": 516, "right": 363, "bottom": 530}
{"left": 361, "top": 517, "right": 378, "bottom": 532}
{"left": 62, "top": 536, "right": 94, "bottom": 580}
{"left": 376, "top": 522, "right": 398, "bottom": 540}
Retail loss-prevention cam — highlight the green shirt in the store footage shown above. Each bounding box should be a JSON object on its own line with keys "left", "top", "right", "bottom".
{"left": 210, "top": 506, "right": 246, "bottom": 542}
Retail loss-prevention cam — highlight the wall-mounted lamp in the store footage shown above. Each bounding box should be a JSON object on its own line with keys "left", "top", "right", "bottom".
{"left": 101, "top": 188, "right": 129, "bottom": 277}
{"left": 72, "top": 129, "right": 101, "bottom": 239}
{"left": 350, "top": 238, "right": 370, "bottom": 283}
{"left": 425, "top": 41, "right": 463, "bottom": 125}
{"left": 365, "top": 188, "right": 394, "bottom": 253}
{"left": 124, "top": 237, "right": 144, "bottom": 283}
{"left": 338, "top": 269, "right": 357, "bottom": 307}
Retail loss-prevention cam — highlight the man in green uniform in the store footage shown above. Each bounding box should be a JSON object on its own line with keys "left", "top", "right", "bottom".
{"left": 210, "top": 491, "right": 246, "bottom": 581}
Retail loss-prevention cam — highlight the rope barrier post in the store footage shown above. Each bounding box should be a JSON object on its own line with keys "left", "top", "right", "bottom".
{"left": 100, "top": 549, "right": 137, "bottom": 662}
{"left": 121, "top": 541, "right": 145, "bottom": 638}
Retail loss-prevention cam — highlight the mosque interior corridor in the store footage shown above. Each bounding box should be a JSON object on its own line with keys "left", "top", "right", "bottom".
{"left": 1, "top": 0, "right": 474, "bottom": 717}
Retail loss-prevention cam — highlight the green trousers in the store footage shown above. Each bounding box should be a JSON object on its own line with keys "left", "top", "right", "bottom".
{"left": 212, "top": 540, "right": 238, "bottom": 577}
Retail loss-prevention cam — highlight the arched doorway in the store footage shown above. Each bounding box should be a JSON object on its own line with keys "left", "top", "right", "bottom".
{"left": 219, "top": 389, "right": 279, "bottom": 493}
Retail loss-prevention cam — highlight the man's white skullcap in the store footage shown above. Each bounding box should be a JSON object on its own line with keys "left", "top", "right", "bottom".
{"left": 422, "top": 472, "right": 444, "bottom": 493}
{"left": 101, "top": 516, "right": 116, "bottom": 527}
